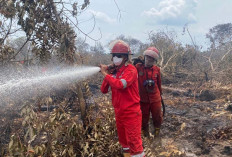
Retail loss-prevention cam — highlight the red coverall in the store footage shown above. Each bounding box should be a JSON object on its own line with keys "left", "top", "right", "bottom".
{"left": 101, "top": 64, "right": 144, "bottom": 155}
{"left": 135, "top": 63, "right": 163, "bottom": 132}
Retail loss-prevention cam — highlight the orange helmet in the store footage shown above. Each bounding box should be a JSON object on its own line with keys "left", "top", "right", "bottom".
{"left": 110, "top": 40, "right": 131, "bottom": 54}
{"left": 143, "top": 47, "right": 159, "bottom": 59}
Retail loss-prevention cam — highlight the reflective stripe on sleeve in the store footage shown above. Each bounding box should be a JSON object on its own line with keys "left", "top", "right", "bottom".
{"left": 120, "top": 79, "right": 127, "bottom": 89}
{"left": 123, "top": 148, "right": 130, "bottom": 150}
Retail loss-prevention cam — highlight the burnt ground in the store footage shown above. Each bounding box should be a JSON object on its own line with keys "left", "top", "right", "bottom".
{"left": 145, "top": 90, "right": 232, "bottom": 157}
{"left": 92, "top": 82, "right": 232, "bottom": 157}
{"left": 0, "top": 82, "right": 231, "bottom": 157}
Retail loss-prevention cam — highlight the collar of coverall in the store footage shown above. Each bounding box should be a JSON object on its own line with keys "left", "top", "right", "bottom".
{"left": 117, "top": 63, "right": 128, "bottom": 72}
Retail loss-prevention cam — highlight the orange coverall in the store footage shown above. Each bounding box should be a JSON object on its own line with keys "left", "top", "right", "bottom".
{"left": 101, "top": 64, "right": 144, "bottom": 155}
{"left": 135, "top": 63, "right": 163, "bottom": 131}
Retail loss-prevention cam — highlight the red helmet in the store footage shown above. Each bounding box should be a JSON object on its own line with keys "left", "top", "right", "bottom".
{"left": 143, "top": 46, "right": 159, "bottom": 59}
{"left": 110, "top": 40, "right": 131, "bottom": 54}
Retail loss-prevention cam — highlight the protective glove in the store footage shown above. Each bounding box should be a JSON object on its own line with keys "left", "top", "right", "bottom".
{"left": 107, "top": 64, "right": 117, "bottom": 74}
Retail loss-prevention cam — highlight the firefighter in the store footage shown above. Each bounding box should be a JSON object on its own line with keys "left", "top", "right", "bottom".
{"left": 100, "top": 40, "right": 145, "bottom": 157}
{"left": 133, "top": 47, "right": 163, "bottom": 137}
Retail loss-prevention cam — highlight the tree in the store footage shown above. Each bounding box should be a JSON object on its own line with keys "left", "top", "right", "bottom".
{"left": 0, "top": 0, "right": 95, "bottom": 139}
{"left": 204, "top": 23, "right": 232, "bottom": 72}
{"left": 76, "top": 37, "right": 91, "bottom": 54}
{"left": 90, "top": 42, "right": 111, "bottom": 65}
{"left": 90, "top": 42, "right": 105, "bottom": 54}
{"left": 148, "top": 30, "right": 184, "bottom": 72}
{"left": 9, "top": 37, "right": 32, "bottom": 61}
{"left": 206, "top": 23, "right": 232, "bottom": 48}
{"left": 75, "top": 39, "right": 110, "bottom": 65}
{"left": 0, "top": 0, "right": 90, "bottom": 65}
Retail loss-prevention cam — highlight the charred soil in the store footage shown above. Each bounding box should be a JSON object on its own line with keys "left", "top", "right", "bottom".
{"left": 0, "top": 82, "right": 232, "bottom": 157}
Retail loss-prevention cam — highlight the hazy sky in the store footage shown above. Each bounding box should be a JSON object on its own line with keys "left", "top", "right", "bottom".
{"left": 77, "top": 0, "right": 232, "bottom": 50}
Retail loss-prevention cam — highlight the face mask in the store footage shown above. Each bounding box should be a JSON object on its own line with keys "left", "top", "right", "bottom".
{"left": 113, "top": 56, "right": 123, "bottom": 66}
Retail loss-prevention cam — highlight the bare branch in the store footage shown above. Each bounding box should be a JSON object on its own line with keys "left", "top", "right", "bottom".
{"left": 63, "top": 14, "right": 102, "bottom": 42}
{"left": 214, "top": 47, "right": 232, "bottom": 71}
{"left": 1, "top": 18, "right": 12, "bottom": 45}
{"left": 220, "top": 48, "right": 232, "bottom": 61}
{"left": 161, "top": 53, "right": 177, "bottom": 71}
{"left": 160, "top": 48, "right": 164, "bottom": 67}
{"left": 184, "top": 25, "right": 206, "bottom": 74}
{"left": 113, "top": 0, "right": 122, "bottom": 21}
{"left": 202, "top": 55, "right": 214, "bottom": 71}
{"left": 86, "top": 14, "right": 96, "bottom": 35}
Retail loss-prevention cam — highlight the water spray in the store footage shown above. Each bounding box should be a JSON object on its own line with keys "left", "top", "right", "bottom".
{"left": 0, "top": 66, "right": 100, "bottom": 105}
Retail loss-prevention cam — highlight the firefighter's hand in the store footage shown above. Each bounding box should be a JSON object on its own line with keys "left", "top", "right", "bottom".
{"left": 100, "top": 64, "right": 108, "bottom": 76}
{"left": 107, "top": 64, "right": 116, "bottom": 74}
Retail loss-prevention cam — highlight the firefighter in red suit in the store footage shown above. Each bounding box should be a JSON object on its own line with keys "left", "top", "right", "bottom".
{"left": 100, "top": 40, "right": 145, "bottom": 157}
{"left": 134, "top": 47, "right": 163, "bottom": 137}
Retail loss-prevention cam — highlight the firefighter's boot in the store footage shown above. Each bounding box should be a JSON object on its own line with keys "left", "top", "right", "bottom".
{"left": 123, "top": 152, "right": 131, "bottom": 157}
{"left": 154, "top": 128, "right": 160, "bottom": 137}
{"left": 122, "top": 148, "right": 130, "bottom": 157}
{"left": 142, "top": 128, "right": 150, "bottom": 137}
